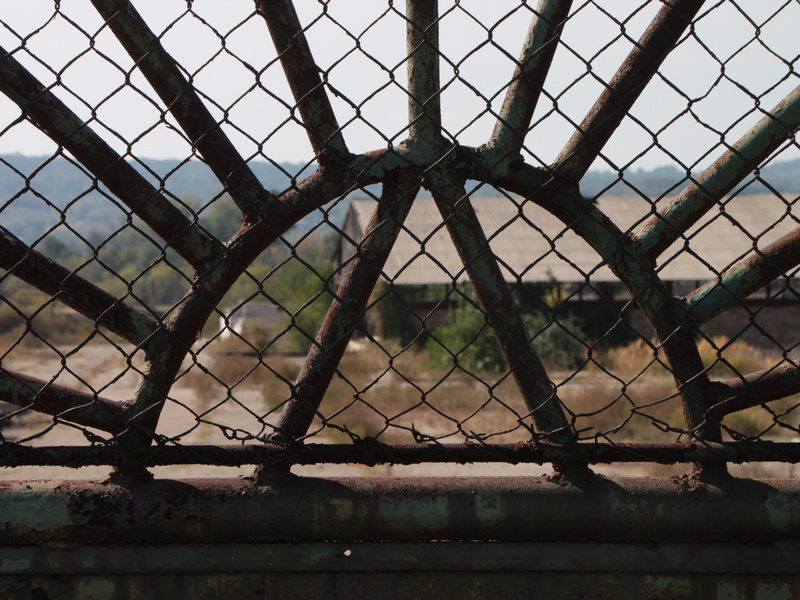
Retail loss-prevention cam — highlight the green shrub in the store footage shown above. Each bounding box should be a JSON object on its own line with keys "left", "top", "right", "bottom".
{"left": 425, "top": 293, "right": 586, "bottom": 374}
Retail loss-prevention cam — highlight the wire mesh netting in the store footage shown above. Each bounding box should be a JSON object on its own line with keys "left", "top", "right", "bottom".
{"left": 2, "top": 0, "right": 800, "bottom": 477}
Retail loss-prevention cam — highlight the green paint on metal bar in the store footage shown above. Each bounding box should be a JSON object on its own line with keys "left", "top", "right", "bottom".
{"left": 686, "top": 228, "right": 800, "bottom": 326}
{"left": 485, "top": 0, "right": 573, "bottom": 173}
{"left": 0, "top": 482, "right": 70, "bottom": 533}
{"left": 428, "top": 168, "right": 574, "bottom": 444}
{"left": 636, "top": 83, "right": 800, "bottom": 259}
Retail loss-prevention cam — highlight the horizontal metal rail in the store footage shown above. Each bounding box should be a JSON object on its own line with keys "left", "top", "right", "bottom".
{"left": 5, "top": 475, "right": 800, "bottom": 545}
{"left": 2, "top": 441, "right": 800, "bottom": 468}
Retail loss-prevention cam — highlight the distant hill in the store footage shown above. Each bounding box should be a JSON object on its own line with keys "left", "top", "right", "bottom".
{"left": 579, "top": 161, "right": 800, "bottom": 198}
{"left": 0, "top": 154, "right": 315, "bottom": 244}
{"left": 2, "top": 153, "right": 799, "bottom": 244}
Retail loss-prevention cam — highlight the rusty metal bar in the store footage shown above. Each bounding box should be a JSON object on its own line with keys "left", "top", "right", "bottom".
{"left": 4, "top": 441, "right": 800, "bottom": 468}
{"left": 226, "top": 154, "right": 380, "bottom": 261}
{"left": 406, "top": 0, "right": 441, "bottom": 144}
{"left": 477, "top": 160, "right": 630, "bottom": 261}
{"left": 553, "top": 0, "right": 704, "bottom": 181}
{"left": 636, "top": 83, "right": 800, "bottom": 259}
{"left": 710, "top": 362, "right": 800, "bottom": 417}
{"left": 660, "top": 332, "right": 722, "bottom": 445}
{"left": 0, "top": 370, "right": 129, "bottom": 434}
{"left": 274, "top": 172, "right": 420, "bottom": 440}
{"left": 118, "top": 163, "right": 372, "bottom": 436}
{"left": 484, "top": 0, "right": 572, "bottom": 168}
{"left": 90, "top": 0, "right": 272, "bottom": 223}
{"left": 427, "top": 171, "right": 575, "bottom": 445}
{"left": 205, "top": 152, "right": 391, "bottom": 324}
{"left": 485, "top": 164, "right": 721, "bottom": 445}
{"left": 685, "top": 227, "right": 800, "bottom": 326}
{"left": 256, "top": 0, "right": 349, "bottom": 163}
{"left": 116, "top": 337, "right": 189, "bottom": 442}
{"left": 0, "top": 46, "right": 225, "bottom": 271}
{"left": 7, "top": 476, "right": 800, "bottom": 545}
{"left": 0, "top": 232, "right": 158, "bottom": 345}
{"left": 119, "top": 164, "right": 374, "bottom": 440}
{"left": 483, "top": 165, "right": 676, "bottom": 341}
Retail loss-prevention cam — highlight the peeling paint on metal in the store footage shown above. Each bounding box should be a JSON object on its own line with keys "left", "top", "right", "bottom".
{"left": 718, "top": 581, "right": 746, "bottom": 600}
{"left": 637, "top": 83, "right": 800, "bottom": 259}
{"left": 0, "top": 483, "right": 70, "bottom": 533}
{"left": 757, "top": 582, "right": 793, "bottom": 600}
{"left": 377, "top": 493, "right": 450, "bottom": 531}
{"left": 474, "top": 491, "right": 502, "bottom": 524}
{"left": 327, "top": 497, "right": 354, "bottom": 521}
{"left": 644, "top": 575, "right": 692, "bottom": 598}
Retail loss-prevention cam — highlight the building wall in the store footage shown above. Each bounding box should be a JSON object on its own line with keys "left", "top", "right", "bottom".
{"left": 626, "top": 301, "right": 800, "bottom": 352}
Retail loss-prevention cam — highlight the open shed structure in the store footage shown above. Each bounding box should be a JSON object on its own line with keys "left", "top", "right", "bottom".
{"left": 340, "top": 193, "right": 800, "bottom": 347}
{"left": 341, "top": 193, "right": 800, "bottom": 287}
{"left": 4, "top": 1, "right": 800, "bottom": 597}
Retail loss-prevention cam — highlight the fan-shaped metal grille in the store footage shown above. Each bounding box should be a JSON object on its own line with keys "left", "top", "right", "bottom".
{"left": 2, "top": 0, "right": 800, "bottom": 477}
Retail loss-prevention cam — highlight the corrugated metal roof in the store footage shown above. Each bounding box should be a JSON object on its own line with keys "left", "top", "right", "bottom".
{"left": 340, "top": 194, "right": 800, "bottom": 285}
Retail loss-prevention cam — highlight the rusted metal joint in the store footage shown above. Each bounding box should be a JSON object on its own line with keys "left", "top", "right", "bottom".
{"left": 252, "top": 437, "right": 300, "bottom": 484}
{"left": 475, "top": 144, "right": 528, "bottom": 180}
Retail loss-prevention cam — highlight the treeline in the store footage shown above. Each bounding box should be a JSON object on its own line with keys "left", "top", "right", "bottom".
{"left": 580, "top": 159, "right": 800, "bottom": 197}
{"left": 0, "top": 192, "right": 339, "bottom": 350}
{"left": 6, "top": 152, "right": 800, "bottom": 245}
{"left": 0, "top": 153, "right": 318, "bottom": 244}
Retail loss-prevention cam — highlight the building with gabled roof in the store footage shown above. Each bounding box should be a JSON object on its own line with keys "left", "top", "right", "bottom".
{"left": 339, "top": 194, "right": 799, "bottom": 288}
{"left": 338, "top": 194, "right": 800, "bottom": 349}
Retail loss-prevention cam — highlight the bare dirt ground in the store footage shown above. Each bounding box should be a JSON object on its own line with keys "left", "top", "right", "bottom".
{"left": 1, "top": 341, "right": 794, "bottom": 481}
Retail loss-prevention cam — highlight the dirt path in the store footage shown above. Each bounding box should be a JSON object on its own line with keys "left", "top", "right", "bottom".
{"left": 2, "top": 341, "right": 786, "bottom": 481}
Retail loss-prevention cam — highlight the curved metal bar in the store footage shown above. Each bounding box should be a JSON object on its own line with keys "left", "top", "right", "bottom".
{"left": 256, "top": 0, "right": 350, "bottom": 163}
{"left": 709, "top": 362, "right": 800, "bottom": 417}
{"left": 685, "top": 227, "right": 800, "bottom": 326}
{"left": 426, "top": 170, "right": 575, "bottom": 445}
{"left": 0, "top": 232, "right": 158, "bottom": 345}
{"left": 636, "top": 83, "right": 800, "bottom": 259}
{"left": 485, "top": 163, "right": 722, "bottom": 444}
{"left": 120, "top": 164, "right": 374, "bottom": 441}
{"left": 0, "top": 45, "right": 225, "bottom": 271}
{"left": 0, "top": 369, "right": 130, "bottom": 434}
{"left": 484, "top": 0, "right": 573, "bottom": 169}
{"left": 553, "top": 0, "right": 704, "bottom": 182}
{"left": 274, "top": 171, "right": 420, "bottom": 440}
{"left": 90, "top": 0, "right": 273, "bottom": 223}
{"left": 3, "top": 1, "right": 795, "bottom": 473}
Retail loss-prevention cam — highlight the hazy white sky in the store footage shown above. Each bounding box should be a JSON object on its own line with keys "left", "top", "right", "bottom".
{"left": 1, "top": 1, "right": 799, "bottom": 172}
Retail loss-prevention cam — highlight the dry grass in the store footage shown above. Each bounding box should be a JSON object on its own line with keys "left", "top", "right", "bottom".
{"left": 311, "top": 337, "right": 795, "bottom": 446}
{"left": 720, "top": 393, "right": 800, "bottom": 441}
{"left": 5, "top": 328, "right": 791, "bottom": 451}
{"left": 177, "top": 335, "right": 799, "bottom": 447}
{"left": 696, "top": 336, "right": 779, "bottom": 379}
{"left": 560, "top": 379, "right": 685, "bottom": 442}
{"left": 591, "top": 339, "right": 668, "bottom": 378}
{"left": 593, "top": 336, "right": 780, "bottom": 380}
{"left": 589, "top": 336, "right": 794, "bottom": 442}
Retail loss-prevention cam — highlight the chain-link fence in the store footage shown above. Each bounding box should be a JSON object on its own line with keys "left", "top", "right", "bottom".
{"left": 2, "top": 0, "right": 800, "bottom": 477}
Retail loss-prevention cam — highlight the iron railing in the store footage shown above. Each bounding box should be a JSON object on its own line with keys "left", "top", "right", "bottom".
{"left": 1, "top": 0, "right": 800, "bottom": 478}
